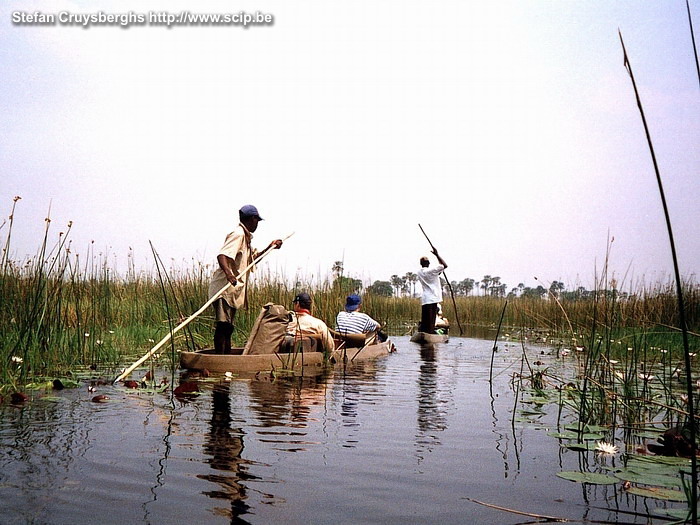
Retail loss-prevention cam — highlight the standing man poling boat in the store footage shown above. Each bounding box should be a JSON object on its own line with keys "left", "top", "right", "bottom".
{"left": 417, "top": 248, "right": 448, "bottom": 334}
{"left": 209, "top": 205, "right": 282, "bottom": 354}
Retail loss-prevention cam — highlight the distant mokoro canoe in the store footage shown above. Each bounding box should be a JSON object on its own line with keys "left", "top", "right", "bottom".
{"left": 410, "top": 332, "right": 449, "bottom": 344}
{"left": 180, "top": 336, "right": 396, "bottom": 374}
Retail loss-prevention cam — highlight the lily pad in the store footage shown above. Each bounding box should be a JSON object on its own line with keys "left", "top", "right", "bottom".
{"left": 556, "top": 471, "right": 618, "bottom": 485}
{"left": 548, "top": 431, "right": 604, "bottom": 440}
{"left": 614, "top": 469, "right": 683, "bottom": 489}
{"left": 561, "top": 442, "right": 597, "bottom": 451}
{"left": 520, "top": 409, "right": 546, "bottom": 416}
{"left": 626, "top": 486, "right": 687, "bottom": 501}
{"left": 39, "top": 396, "right": 64, "bottom": 403}
{"left": 653, "top": 507, "right": 694, "bottom": 519}
{"left": 56, "top": 379, "right": 81, "bottom": 389}
{"left": 564, "top": 424, "right": 608, "bottom": 433}
{"left": 523, "top": 396, "right": 550, "bottom": 405}
{"left": 628, "top": 454, "right": 692, "bottom": 469}
{"left": 25, "top": 381, "right": 55, "bottom": 391}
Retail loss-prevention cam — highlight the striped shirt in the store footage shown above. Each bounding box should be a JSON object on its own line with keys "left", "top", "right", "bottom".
{"left": 335, "top": 311, "right": 379, "bottom": 334}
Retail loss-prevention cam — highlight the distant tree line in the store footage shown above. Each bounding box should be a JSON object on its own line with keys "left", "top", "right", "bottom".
{"left": 363, "top": 271, "right": 608, "bottom": 301}
{"left": 331, "top": 261, "right": 631, "bottom": 301}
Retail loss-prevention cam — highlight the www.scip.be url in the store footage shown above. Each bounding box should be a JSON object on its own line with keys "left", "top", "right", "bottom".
{"left": 11, "top": 11, "right": 274, "bottom": 29}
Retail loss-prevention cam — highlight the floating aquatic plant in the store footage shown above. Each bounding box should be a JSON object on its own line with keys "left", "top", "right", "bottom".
{"left": 556, "top": 471, "right": 618, "bottom": 485}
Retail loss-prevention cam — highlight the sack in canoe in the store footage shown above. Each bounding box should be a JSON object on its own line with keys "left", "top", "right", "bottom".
{"left": 243, "top": 303, "right": 292, "bottom": 355}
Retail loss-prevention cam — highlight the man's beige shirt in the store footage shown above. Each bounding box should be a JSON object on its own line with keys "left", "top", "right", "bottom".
{"left": 287, "top": 312, "right": 335, "bottom": 351}
{"left": 208, "top": 223, "right": 257, "bottom": 309}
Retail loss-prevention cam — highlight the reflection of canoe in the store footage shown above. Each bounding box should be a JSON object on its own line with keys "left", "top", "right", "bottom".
{"left": 180, "top": 336, "right": 396, "bottom": 374}
{"left": 410, "top": 332, "right": 449, "bottom": 344}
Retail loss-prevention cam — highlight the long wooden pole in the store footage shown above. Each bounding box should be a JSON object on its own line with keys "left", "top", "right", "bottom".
{"left": 113, "top": 232, "right": 294, "bottom": 383}
{"left": 417, "top": 224, "right": 464, "bottom": 335}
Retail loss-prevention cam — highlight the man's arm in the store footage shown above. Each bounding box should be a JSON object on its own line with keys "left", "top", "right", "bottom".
{"left": 217, "top": 254, "right": 238, "bottom": 286}
{"left": 365, "top": 315, "right": 380, "bottom": 332}
{"left": 432, "top": 248, "right": 448, "bottom": 269}
{"left": 217, "top": 229, "right": 245, "bottom": 285}
{"left": 322, "top": 328, "right": 336, "bottom": 352}
{"left": 251, "top": 239, "right": 283, "bottom": 265}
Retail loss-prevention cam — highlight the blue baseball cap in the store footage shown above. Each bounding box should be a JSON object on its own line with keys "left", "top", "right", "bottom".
{"left": 239, "top": 204, "right": 263, "bottom": 220}
{"left": 345, "top": 294, "right": 361, "bottom": 312}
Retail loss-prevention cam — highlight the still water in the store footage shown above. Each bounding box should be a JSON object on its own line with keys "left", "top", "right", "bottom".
{"left": 0, "top": 336, "right": 681, "bottom": 524}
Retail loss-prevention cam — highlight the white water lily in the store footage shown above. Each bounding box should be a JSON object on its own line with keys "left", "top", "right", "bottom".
{"left": 595, "top": 442, "right": 619, "bottom": 455}
{"left": 11, "top": 356, "right": 23, "bottom": 363}
{"left": 638, "top": 373, "right": 655, "bottom": 382}
{"left": 84, "top": 332, "right": 90, "bottom": 337}
{"left": 560, "top": 349, "right": 570, "bottom": 356}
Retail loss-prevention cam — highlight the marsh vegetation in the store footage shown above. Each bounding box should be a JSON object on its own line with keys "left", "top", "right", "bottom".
{"left": 1, "top": 203, "right": 698, "bottom": 390}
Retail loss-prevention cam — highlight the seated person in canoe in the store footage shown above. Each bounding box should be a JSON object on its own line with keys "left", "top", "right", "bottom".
{"left": 286, "top": 292, "right": 335, "bottom": 351}
{"left": 335, "top": 294, "right": 381, "bottom": 334}
{"left": 434, "top": 304, "right": 449, "bottom": 335}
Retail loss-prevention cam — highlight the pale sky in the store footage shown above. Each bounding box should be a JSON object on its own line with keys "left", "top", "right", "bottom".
{"left": 2, "top": 1, "right": 699, "bottom": 293}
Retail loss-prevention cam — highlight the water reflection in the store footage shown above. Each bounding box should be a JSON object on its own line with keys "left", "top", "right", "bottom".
{"left": 198, "top": 383, "right": 253, "bottom": 524}
{"left": 0, "top": 396, "right": 95, "bottom": 524}
{"left": 415, "top": 343, "right": 447, "bottom": 459}
{"left": 335, "top": 361, "right": 387, "bottom": 447}
{"left": 4, "top": 337, "right": 683, "bottom": 524}
{"left": 489, "top": 378, "right": 512, "bottom": 479}
{"left": 248, "top": 371, "right": 332, "bottom": 451}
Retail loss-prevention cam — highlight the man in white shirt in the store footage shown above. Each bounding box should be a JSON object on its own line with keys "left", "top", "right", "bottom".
{"left": 417, "top": 248, "right": 448, "bottom": 334}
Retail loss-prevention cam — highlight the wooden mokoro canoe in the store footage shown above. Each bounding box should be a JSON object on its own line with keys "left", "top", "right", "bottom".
{"left": 179, "top": 347, "right": 327, "bottom": 373}
{"left": 179, "top": 339, "right": 396, "bottom": 374}
{"left": 410, "top": 332, "right": 449, "bottom": 344}
{"left": 329, "top": 340, "right": 396, "bottom": 364}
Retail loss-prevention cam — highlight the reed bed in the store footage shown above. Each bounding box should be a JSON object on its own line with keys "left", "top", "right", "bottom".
{"left": 2, "top": 257, "right": 697, "bottom": 388}
{"left": 1, "top": 207, "right": 698, "bottom": 391}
